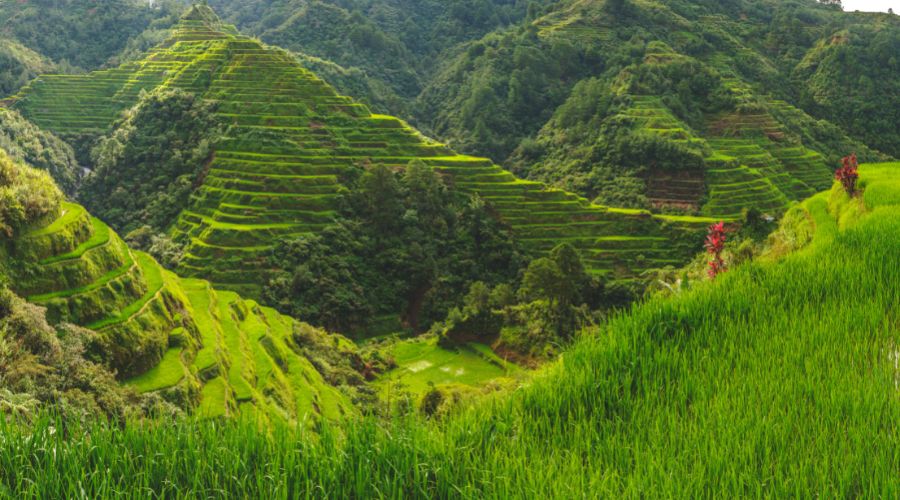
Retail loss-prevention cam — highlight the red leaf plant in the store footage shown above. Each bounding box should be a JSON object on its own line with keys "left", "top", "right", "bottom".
{"left": 705, "top": 221, "right": 727, "bottom": 279}
{"left": 835, "top": 153, "right": 859, "bottom": 196}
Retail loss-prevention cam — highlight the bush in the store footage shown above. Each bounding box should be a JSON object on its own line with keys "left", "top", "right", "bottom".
{"left": 0, "top": 151, "right": 62, "bottom": 238}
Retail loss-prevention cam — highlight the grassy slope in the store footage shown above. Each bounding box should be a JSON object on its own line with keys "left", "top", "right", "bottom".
{"left": 3, "top": 163, "right": 898, "bottom": 497}
{"left": 7, "top": 188, "right": 350, "bottom": 422}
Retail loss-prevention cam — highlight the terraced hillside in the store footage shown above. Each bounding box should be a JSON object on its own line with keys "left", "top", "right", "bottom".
{"left": 8, "top": 6, "right": 715, "bottom": 297}
{"left": 511, "top": 35, "right": 855, "bottom": 220}
{"left": 5, "top": 177, "right": 351, "bottom": 422}
{"left": 624, "top": 92, "right": 832, "bottom": 218}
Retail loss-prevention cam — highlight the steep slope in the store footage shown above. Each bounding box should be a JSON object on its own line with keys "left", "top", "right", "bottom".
{"left": 0, "top": 37, "right": 55, "bottom": 97}
{"left": 1, "top": 150, "right": 350, "bottom": 422}
{"left": 9, "top": 6, "right": 713, "bottom": 298}
{"left": 0, "top": 108, "right": 81, "bottom": 194}
{"left": 204, "top": 0, "right": 550, "bottom": 114}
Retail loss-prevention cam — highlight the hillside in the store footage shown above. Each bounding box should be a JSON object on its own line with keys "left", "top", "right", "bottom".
{"left": 416, "top": 0, "right": 900, "bottom": 167}
{"left": 203, "top": 0, "right": 550, "bottom": 115}
{"left": 0, "top": 0, "right": 180, "bottom": 71}
{"left": 0, "top": 150, "right": 353, "bottom": 422}
{"left": 8, "top": 5, "right": 715, "bottom": 301}
{"left": 4, "top": 161, "right": 900, "bottom": 495}
{"left": 0, "top": 38, "right": 56, "bottom": 98}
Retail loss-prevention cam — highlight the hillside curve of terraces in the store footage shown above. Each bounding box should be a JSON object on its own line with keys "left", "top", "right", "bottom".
{"left": 4, "top": 155, "right": 351, "bottom": 422}
{"left": 8, "top": 6, "right": 718, "bottom": 298}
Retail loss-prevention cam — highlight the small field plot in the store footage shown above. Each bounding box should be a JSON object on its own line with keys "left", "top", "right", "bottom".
{"left": 376, "top": 336, "right": 519, "bottom": 396}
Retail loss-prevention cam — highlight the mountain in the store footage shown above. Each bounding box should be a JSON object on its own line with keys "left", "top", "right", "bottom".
{"left": 0, "top": 149, "right": 355, "bottom": 421}
{"left": 8, "top": 5, "right": 713, "bottom": 302}
{"left": 419, "top": 0, "right": 897, "bottom": 212}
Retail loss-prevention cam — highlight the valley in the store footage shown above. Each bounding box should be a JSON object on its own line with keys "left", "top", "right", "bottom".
{"left": 0, "top": 0, "right": 898, "bottom": 497}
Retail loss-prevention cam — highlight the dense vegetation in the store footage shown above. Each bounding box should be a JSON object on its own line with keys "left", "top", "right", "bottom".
{"left": 0, "top": 38, "right": 55, "bottom": 98}
{"left": 0, "top": 146, "right": 370, "bottom": 422}
{"left": 0, "top": 109, "right": 81, "bottom": 195}
{"left": 419, "top": 0, "right": 899, "bottom": 164}
{"left": 196, "top": 0, "right": 900, "bottom": 170}
{"left": 1, "top": 3, "right": 900, "bottom": 496}
{"left": 0, "top": 151, "right": 143, "bottom": 421}
{"left": 206, "top": 0, "right": 548, "bottom": 115}
{"left": 264, "top": 162, "right": 525, "bottom": 334}
{"left": 12, "top": 7, "right": 709, "bottom": 316}
{"left": 80, "top": 88, "right": 221, "bottom": 235}
{"left": 4, "top": 163, "right": 899, "bottom": 496}
{"left": 0, "top": 0, "right": 179, "bottom": 71}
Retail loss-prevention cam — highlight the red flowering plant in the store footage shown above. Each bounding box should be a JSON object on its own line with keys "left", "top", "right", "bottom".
{"left": 705, "top": 221, "right": 727, "bottom": 279}
{"left": 835, "top": 153, "right": 859, "bottom": 196}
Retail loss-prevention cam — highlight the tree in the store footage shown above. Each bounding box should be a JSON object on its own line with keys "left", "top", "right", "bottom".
{"left": 519, "top": 257, "right": 565, "bottom": 306}
{"left": 606, "top": 0, "right": 627, "bottom": 14}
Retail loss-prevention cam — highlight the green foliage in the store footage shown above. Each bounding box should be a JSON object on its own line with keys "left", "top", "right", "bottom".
{"left": 80, "top": 88, "right": 222, "bottom": 234}
{"left": 3, "top": 163, "right": 900, "bottom": 497}
{"left": 0, "top": 38, "right": 55, "bottom": 97}
{"left": 0, "top": 151, "right": 62, "bottom": 238}
{"left": 265, "top": 162, "right": 525, "bottom": 334}
{"left": 0, "top": 286, "right": 143, "bottom": 422}
{"left": 0, "top": 0, "right": 179, "bottom": 70}
{"left": 206, "top": 0, "right": 546, "bottom": 110}
{"left": 0, "top": 109, "right": 81, "bottom": 195}
{"left": 11, "top": 8, "right": 715, "bottom": 297}
{"left": 418, "top": 28, "right": 602, "bottom": 161}
{"left": 795, "top": 22, "right": 900, "bottom": 156}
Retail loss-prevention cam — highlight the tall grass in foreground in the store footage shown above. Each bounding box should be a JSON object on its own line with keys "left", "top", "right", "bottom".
{"left": 2, "top": 165, "right": 900, "bottom": 498}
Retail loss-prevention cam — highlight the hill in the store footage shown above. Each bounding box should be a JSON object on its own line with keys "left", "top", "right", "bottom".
{"left": 421, "top": 0, "right": 898, "bottom": 158}
{"left": 4, "top": 160, "right": 899, "bottom": 496}
{"left": 203, "top": 0, "right": 551, "bottom": 116}
{"left": 420, "top": 0, "right": 897, "bottom": 214}
{"left": 0, "top": 149, "right": 354, "bottom": 422}
{"left": 8, "top": 5, "right": 714, "bottom": 302}
{"left": 189, "top": 1, "right": 898, "bottom": 171}
{"left": 0, "top": 0, "right": 180, "bottom": 71}
{"left": 0, "top": 37, "right": 56, "bottom": 98}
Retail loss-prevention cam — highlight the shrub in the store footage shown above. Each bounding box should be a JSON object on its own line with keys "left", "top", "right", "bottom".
{"left": 705, "top": 222, "right": 728, "bottom": 279}
{"left": 835, "top": 153, "right": 860, "bottom": 196}
{"left": 0, "top": 151, "right": 62, "bottom": 238}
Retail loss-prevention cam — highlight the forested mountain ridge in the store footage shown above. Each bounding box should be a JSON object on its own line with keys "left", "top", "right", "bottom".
{"left": 8, "top": 5, "right": 715, "bottom": 311}
{"left": 199, "top": 1, "right": 897, "bottom": 164}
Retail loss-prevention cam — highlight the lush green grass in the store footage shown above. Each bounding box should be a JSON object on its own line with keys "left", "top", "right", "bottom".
{"left": 86, "top": 252, "right": 164, "bottom": 330}
{"left": 2, "top": 164, "right": 899, "bottom": 497}
{"left": 376, "top": 336, "right": 519, "bottom": 397}
{"left": 39, "top": 217, "right": 109, "bottom": 265}
{"left": 124, "top": 347, "right": 186, "bottom": 393}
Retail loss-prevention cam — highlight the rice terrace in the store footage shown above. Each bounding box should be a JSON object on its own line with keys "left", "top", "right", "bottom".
{"left": 0, "top": 0, "right": 898, "bottom": 497}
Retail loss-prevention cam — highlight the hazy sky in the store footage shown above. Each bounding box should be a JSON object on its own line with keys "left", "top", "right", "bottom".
{"left": 841, "top": 0, "right": 899, "bottom": 12}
